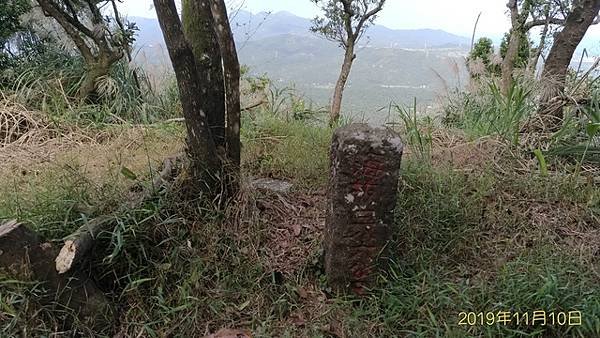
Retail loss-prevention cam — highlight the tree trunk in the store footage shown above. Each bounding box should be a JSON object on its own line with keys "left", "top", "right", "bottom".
{"left": 36, "top": 0, "right": 124, "bottom": 102}
{"left": 154, "top": 0, "right": 221, "bottom": 192}
{"left": 210, "top": 0, "right": 241, "bottom": 174}
{"left": 501, "top": 0, "right": 527, "bottom": 96}
{"left": 330, "top": 43, "right": 356, "bottom": 127}
{"left": 77, "top": 61, "right": 111, "bottom": 101}
{"left": 538, "top": 0, "right": 600, "bottom": 123}
{"left": 182, "top": 0, "right": 226, "bottom": 151}
{"left": 501, "top": 28, "right": 524, "bottom": 96}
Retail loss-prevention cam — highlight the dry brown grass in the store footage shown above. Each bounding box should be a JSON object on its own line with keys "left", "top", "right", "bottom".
{"left": 0, "top": 95, "right": 51, "bottom": 147}
{"left": 428, "top": 129, "right": 534, "bottom": 175}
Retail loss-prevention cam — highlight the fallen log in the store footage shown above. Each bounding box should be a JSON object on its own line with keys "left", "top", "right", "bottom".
{"left": 55, "top": 216, "right": 113, "bottom": 274}
{"left": 0, "top": 220, "right": 114, "bottom": 328}
{"left": 54, "top": 155, "right": 180, "bottom": 274}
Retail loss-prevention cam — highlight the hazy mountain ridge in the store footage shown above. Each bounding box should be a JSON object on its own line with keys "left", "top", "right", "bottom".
{"left": 133, "top": 10, "right": 470, "bottom": 49}
{"left": 131, "top": 11, "right": 470, "bottom": 116}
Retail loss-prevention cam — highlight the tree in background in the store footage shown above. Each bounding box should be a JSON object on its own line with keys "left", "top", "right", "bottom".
{"left": 468, "top": 37, "right": 501, "bottom": 77}
{"left": 537, "top": 0, "right": 600, "bottom": 124}
{"left": 35, "top": 0, "right": 137, "bottom": 100}
{"left": 499, "top": 32, "right": 530, "bottom": 69}
{"left": 527, "top": 1, "right": 556, "bottom": 73}
{"left": 154, "top": 0, "right": 240, "bottom": 200}
{"left": 0, "top": 0, "right": 31, "bottom": 68}
{"left": 311, "top": 0, "right": 386, "bottom": 126}
{"left": 500, "top": 0, "right": 572, "bottom": 96}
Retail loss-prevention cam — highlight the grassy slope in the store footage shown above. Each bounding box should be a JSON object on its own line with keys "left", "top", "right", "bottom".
{"left": 1, "top": 106, "right": 600, "bottom": 337}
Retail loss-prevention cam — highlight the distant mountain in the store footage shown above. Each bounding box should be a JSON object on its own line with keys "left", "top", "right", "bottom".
{"left": 238, "top": 34, "right": 467, "bottom": 116}
{"left": 133, "top": 10, "right": 470, "bottom": 49}
{"left": 130, "top": 11, "right": 470, "bottom": 119}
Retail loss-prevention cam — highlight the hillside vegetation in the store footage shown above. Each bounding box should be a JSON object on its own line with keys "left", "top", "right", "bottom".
{"left": 1, "top": 48, "right": 600, "bottom": 336}
{"left": 1, "top": 2, "right": 600, "bottom": 337}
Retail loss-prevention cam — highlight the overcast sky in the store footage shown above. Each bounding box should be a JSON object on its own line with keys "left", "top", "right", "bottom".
{"left": 120, "top": 0, "right": 600, "bottom": 42}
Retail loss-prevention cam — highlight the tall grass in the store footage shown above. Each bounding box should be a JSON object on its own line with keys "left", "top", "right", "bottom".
{"left": 444, "top": 79, "right": 535, "bottom": 144}
{"left": 1, "top": 47, "right": 180, "bottom": 124}
{"left": 547, "top": 77, "right": 600, "bottom": 165}
{"left": 393, "top": 98, "right": 433, "bottom": 161}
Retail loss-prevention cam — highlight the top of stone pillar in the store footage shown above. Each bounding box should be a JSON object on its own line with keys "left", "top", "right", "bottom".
{"left": 333, "top": 123, "right": 403, "bottom": 154}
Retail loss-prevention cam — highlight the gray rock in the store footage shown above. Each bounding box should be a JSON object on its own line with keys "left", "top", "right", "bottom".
{"left": 251, "top": 178, "right": 293, "bottom": 193}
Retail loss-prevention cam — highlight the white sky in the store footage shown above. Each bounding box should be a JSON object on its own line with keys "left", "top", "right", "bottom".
{"left": 120, "top": 0, "right": 600, "bottom": 41}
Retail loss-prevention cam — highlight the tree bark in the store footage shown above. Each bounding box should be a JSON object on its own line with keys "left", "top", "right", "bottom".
{"left": 77, "top": 60, "right": 111, "bottom": 101}
{"left": 36, "top": 0, "right": 124, "bottom": 101}
{"left": 330, "top": 43, "right": 355, "bottom": 126}
{"left": 182, "top": 0, "right": 226, "bottom": 151}
{"left": 501, "top": 0, "right": 529, "bottom": 96}
{"left": 538, "top": 0, "right": 600, "bottom": 122}
{"left": 55, "top": 216, "right": 113, "bottom": 274}
{"left": 154, "top": 0, "right": 221, "bottom": 191}
{"left": 210, "top": 0, "right": 241, "bottom": 173}
{"left": 501, "top": 29, "right": 523, "bottom": 95}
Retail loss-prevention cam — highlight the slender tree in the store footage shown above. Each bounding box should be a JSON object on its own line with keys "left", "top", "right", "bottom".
{"left": 537, "top": 0, "right": 600, "bottom": 124}
{"left": 500, "top": 0, "right": 569, "bottom": 95}
{"left": 211, "top": 0, "right": 241, "bottom": 170}
{"left": 527, "top": 2, "right": 554, "bottom": 73}
{"left": 311, "top": 0, "right": 386, "bottom": 126}
{"left": 35, "top": 0, "right": 136, "bottom": 100}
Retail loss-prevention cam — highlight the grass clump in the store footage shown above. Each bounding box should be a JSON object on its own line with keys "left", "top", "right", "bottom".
{"left": 242, "top": 110, "right": 332, "bottom": 187}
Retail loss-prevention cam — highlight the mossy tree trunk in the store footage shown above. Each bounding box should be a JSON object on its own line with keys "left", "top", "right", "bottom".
{"left": 210, "top": 0, "right": 241, "bottom": 179}
{"left": 154, "top": 0, "right": 221, "bottom": 193}
{"left": 36, "top": 0, "right": 130, "bottom": 102}
{"left": 182, "top": 0, "right": 226, "bottom": 151}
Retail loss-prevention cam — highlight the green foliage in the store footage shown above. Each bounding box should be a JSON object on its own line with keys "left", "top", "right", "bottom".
{"left": 468, "top": 37, "right": 500, "bottom": 76}
{"left": 2, "top": 43, "right": 181, "bottom": 124}
{"left": 547, "top": 79, "right": 600, "bottom": 164}
{"left": 0, "top": 0, "right": 29, "bottom": 43}
{"left": 499, "top": 31, "right": 531, "bottom": 68}
{"left": 0, "top": 0, "right": 31, "bottom": 68}
{"left": 242, "top": 108, "right": 331, "bottom": 187}
{"left": 310, "top": 0, "right": 385, "bottom": 48}
{"left": 394, "top": 98, "right": 432, "bottom": 161}
{"left": 444, "top": 79, "right": 535, "bottom": 143}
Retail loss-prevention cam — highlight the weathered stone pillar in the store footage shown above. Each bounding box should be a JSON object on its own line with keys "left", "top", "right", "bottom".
{"left": 324, "top": 123, "right": 403, "bottom": 294}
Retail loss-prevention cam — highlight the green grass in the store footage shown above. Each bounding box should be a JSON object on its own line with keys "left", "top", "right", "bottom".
{"left": 4, "top": 110, "right": 600, "bottom": 336}
{"left": 2, "top": 72, "right": 600, "bottom": 337}
{"left": 339, "top": 161, "right": 600, "bottom": 337}
{"left": 444, "top": 80, "right": 535, "bottom": 144}
{"left": 242, "top": 111, "right": 332, "bottom": 187}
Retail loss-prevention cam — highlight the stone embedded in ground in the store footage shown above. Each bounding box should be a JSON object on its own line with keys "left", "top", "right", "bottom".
{"left": 251, "top": 177, "right": 293, "bottom": 193}
{"left": 324, "top": 123, "right": 403, "bottom": 294}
